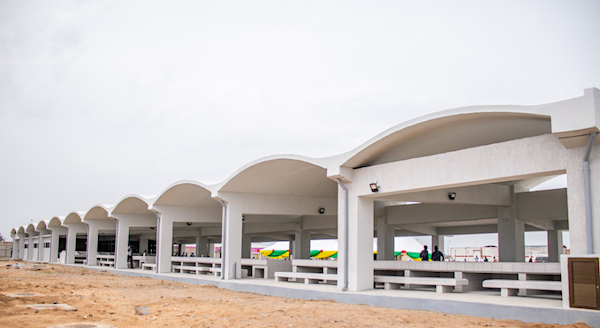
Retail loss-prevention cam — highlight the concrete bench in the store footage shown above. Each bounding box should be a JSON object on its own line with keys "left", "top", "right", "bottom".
{"left": 173, "top": 265, "right": 211, "bottom": 274}
{"left": 482, "top": 279, "right": 562, "bottom": 297}
{"left": 374, "top": 275, "right": 468, "bottom": 293}
{"left": 275, "top": 272, "right": 338, "bottom": 285}
{"left": 142, "top": 263, "right": 156, "bottom": 271}
{"left": 98, "top": 261, "right": 114, "bottom": 267}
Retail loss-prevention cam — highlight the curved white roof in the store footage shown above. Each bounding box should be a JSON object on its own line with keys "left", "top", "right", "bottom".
{"left": 112, "top": 194, "right": 155, "bottom": 215}
{"left": 216, "top": 155, "right": 337, "bottom": 198}
{"left": 64, "top": 211, "right": 86, "bottom": 225}
{"left": 153, "top": 180, "right": 220, "bottom": 207}
{"left": 83, "top": 204, "right": 114, "bottom": 221}
{"left": 10, "top": 88, "right": 599, "bottom": 232}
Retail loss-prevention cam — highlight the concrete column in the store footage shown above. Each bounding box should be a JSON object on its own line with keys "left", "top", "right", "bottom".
{"left": 87, "top": 225, "right": 99, "bottom": 266}
{"left": 157, "top": 215, "right": 174, "bottom": 273}
{"left": 565, "top": 145, "right": 600, "bottom": 254}
{"left": 376, "top": 216, "right": 395, "bottom": 260}
{"left": 65, "top": 229, "right": 77, "bottom": 264}
{"left": 432, "top": 235, "right": 445, "bottom": 256}
{"left": 547, "top": 229, "right": 562, "bottom": 262}
{"left": 497, "top": 188, "right": 525, "bottom": 262}
{"left": 196, "top": 231, "right": 208, "bottom": 257}
{"left": 348, "top": 196, "right": 374, "bottom": 291}
{"left": 115, "top": 221, "right": 130, "bottom": 269}
{"left": 28, "top": 234, "right": 34, "bottom": 261}
{"left": 209, "top": 243, "right": 215, "bottom": 258}
{"left": 293, "top": 228, "right": 311, "bottom": 259}
{"left": 48, "top": 228, "right": 64, "bottom": 263}
{"left": 18, "top": 234, "right": 27, "bottom": 260}
{"left": 224, "top": 205, "right": 243, "bottom": 279}
{"left": 11, "top": 239, "right": 19, "bottom": 259}
{"left": 139, "top": 235, "right": 149, "bottom": 254}
{"left": 241, "top": 233, "right": 252, "bottom": 259}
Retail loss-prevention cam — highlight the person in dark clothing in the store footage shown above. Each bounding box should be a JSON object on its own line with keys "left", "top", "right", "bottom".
{"left": 419, "top": 245, "right": 429, "bottom": 262}
{"left": 431, "top": 245, "right": 444, "bottom": 261}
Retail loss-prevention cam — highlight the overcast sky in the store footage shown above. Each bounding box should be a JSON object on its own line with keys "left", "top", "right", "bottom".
{"left": 1, "top": 1, "right": 599, "bottom": 247}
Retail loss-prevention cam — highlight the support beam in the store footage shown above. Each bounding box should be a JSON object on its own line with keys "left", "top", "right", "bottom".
{"left": 497, "top": 188, "right": 525, "bottom": 262}
{"left": 376, "top": 216, "right": 394, "bottom": 260}
{"left": 293, "top": 228, "right": 311, "bottom": 259}
{"left": 348, "top": 196, "right": 374, "bottom": 291}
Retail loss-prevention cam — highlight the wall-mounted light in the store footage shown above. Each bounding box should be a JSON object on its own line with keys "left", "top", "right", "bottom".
{"left": 186, "top": 222, "right": 192, "bottom": 226}
{"left": 150, "top": 227, "right": 155, "bottom": 230}
{"left": 242, "top": 215, "right": 245, "bottom": 221}
{"left": 370, "top": 182, "right": 379, "bottom": 193}
{"left": 318, "top": 208, "right": 325, "bottom": 214}
{"left": 448, "top": 192, "right": 457, "bottom": 200}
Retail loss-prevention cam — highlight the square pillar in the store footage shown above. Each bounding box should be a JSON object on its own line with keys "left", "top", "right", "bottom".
{"left": 87, "top": 225, "right": 99, "bottom": 266}
{"left": 157, "top": 215, "right": 173, "bottom": 273}
{"left": 28, "top": 234, "right": 34, "bottom": 261}
{"left": 196, "top": 231, "right": 208, "bottom": 257}
{"left": 293, "top": 228, "right": 311, "bottom": 260}
{"left": 18, "top": 234, "right": 27, "bottom": 260}
{"left": 241, "top": 233, "right": 252, "bottom": 259}
{"left": 115, "top": 221, "right": 130, "bottom": 269}
{"left": 48, "top": 228, "right": 64, "bottom": 263}
{"left": 497, "top": 187, "right": 525, "bottom": 262}
{"left": 376, "top": 216, "right": 395, "bottom": 260}
{"left": 432, "top": 235, "right": 445, "bottom": 257}
{"left": 223, "top": 204, "right": 243, "bottom": 279}
{"left": 65, "top": 229, "right": 77, "bottom": 264}
{"left": 348, "top": 196, "right": 374, "bottom": 291}
{"left": 547, "top": 229, "right": 562, "bottom": 262}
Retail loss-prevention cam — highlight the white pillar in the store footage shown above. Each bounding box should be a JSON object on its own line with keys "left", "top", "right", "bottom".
{"left": 293, "top": 228, "right": 311, "bottom": 259}
{"left": 432, "top": 235, "right": 445, "bottom": 257}
{"left": 48, "top": 228, "right": 64, "bottom": 263}
{"left": 86, "top": 225, "right": 99, "bottom": 266}
{"left": 497, "top": 188, "right": 525, "bottom": 262}
{"left": 547, "top": 229, "right": 562, "bottom": 262}
{"left": 195, "top": 231, "right": 208, "bottom": 257}
{"left": 224, "top": 204, "right": 243, "bottom": 279}
{"left": 139, "top": 235, "right": 149, "bottom": 255}
{"left": 157, "top": 215, "right": 173, "bottom": 273}
{"left": 65, "top": 229, "right": 77, "bottom": 264}
{"left": 209, "top": 242, "right": 215, "bottom": 258}
{"left": 28, "top": 234, "right": 34, "bottom": 261}
{"left": 11, "top": 239, "right": 19, "bottom": 259}
{"left": 347, "top": 195, "right": 374, "bottom": 291}
{"left": 18, "top": 234, "right": 27, "bottom": 260}
{"left": 376, "top": 216, "right": 394, "bottom": 260}
{"left": 115, "top": 220, "right": 130, "bottom": 269}
{"left": 241, "top": 233, "right": 252, "bottom": 259}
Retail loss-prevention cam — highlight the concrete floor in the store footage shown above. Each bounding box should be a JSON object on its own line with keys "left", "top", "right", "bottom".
{"left": 56, "top": 265, "right": 598, "bottom": 327}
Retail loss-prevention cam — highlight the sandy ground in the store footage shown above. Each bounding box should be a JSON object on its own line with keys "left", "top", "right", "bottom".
{"left": 0, "top": 261, "right": 591, "bottom": 328}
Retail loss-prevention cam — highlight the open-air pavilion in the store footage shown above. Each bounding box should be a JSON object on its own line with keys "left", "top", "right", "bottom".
{"left": 9, "top": 88, "right": 600, "bottom": 324}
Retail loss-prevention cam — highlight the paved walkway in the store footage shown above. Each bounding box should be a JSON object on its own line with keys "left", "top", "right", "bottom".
{"left": 67, "top": 264, "right": 599, "bottom": 326}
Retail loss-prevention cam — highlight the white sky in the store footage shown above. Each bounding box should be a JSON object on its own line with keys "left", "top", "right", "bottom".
{"left": 1, "top": 1, "right": 599, "bottom": 245}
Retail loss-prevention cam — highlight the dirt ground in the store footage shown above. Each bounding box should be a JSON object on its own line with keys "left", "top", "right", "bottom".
{"left": 0, "top": 261, "right": 590, "bottom": 328}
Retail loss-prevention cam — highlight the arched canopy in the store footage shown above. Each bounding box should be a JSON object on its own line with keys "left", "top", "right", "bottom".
{"left": 36, "top": 221, "right": 48, "bottom": 231}
{"left": 17, "top": 226, "right": 25, "bottom": 234}
{"left": 154, "top": 181, "right": 220, "bottom": 207}
{"left": 26, "top": 223, "right": 36, "bottom": 233}
{"left": 342, "top": 110, "right": 551, "bottom": 168}
{"left": 219, "top": 156, "right": 337, "bottom": 198}
{"left": 84, "top": 204, "right": 114, "bottom": 220}
{"left": 10, "top": 228, "right": 17, "bottom": 237}
{"left": 64, "top": 212, "right": 85, "bottom": 225}
{"left": 48, "top": 216, "right": 64, "bottom": 227}
{"left": 112, "top": 194, "right": 154, "bottom": 215}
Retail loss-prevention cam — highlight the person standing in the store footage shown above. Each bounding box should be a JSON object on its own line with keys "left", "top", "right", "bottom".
{"left": 431, "top": 246, "right": 444, "bottom": 261}
{"left": 419, "top": 245, "right": 429, "bottom": 262}
{"left": 127, "top": 245, "right": 133, "bottom": 269}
